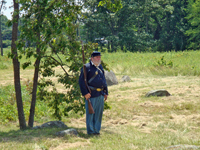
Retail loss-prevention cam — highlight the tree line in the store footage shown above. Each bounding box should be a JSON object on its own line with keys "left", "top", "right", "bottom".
{"left": 1, "top": 0, "right": 200, "bottom": 52}
{"left": 1, "top": 15, "right": 12, "bottom": 48}
{"left": 81, "top": 0, "right": 199, "bottom": 52}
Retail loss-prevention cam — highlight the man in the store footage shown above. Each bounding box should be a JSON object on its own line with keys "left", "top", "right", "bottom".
{"left": 79, "top": 51, "right": 108, "bottom": 135}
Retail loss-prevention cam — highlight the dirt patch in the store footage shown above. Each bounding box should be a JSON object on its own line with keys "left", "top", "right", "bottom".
{"left": 139, "top": 101, "right": 164, "bottom": 107}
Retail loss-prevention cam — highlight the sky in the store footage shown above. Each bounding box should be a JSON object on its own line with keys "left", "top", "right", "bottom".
{"left": 2, "top": 0, "right": 83, "bottom": 20}
{"left": 2, "top": 0, "right": 13, "bottom": 20}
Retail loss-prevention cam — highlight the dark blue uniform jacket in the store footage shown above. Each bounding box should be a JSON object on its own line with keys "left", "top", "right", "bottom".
{"left": 79, "top": 61, "right": 108, "bottom": 98}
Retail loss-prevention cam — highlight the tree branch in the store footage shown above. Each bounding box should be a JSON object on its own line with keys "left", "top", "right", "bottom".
{"left": 44, "top": 55, "right": 70, "bottom": 77}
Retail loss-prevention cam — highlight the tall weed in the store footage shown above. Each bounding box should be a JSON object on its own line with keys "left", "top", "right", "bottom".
{"left": 0, "top": 55, "right": 12, "bottom": 70}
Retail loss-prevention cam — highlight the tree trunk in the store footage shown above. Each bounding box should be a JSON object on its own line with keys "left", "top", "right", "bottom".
{"left": 146, "top": 16, "right": 148, "bottom": 33}
{"left": 166, "top": 13, "right": 170, "bottom": 51}
{"left": 100, "top": 43, "right": 103, "bottom": 50}
{"left": 137, "top": 12, "right": 140, "bottom": 33}
{"left": 111, "top": 40, "right": 114, "bottom": 52}
{"left": 120, "top": 44, "right": 123, "bottom": 52}
{"left": 107, "top": 41, "right": 110, "bottom": 51}
{"left": 0, "top": 3, "right": 3, "bottom": 56}
{"left": 11, "top": 0, "right": 26, "bottom": 130}
{"left": 28, "top": 32, "right": 41, "bottom": 128}
{"left": 152, "top": 15, "right": 162, "bottom": 40}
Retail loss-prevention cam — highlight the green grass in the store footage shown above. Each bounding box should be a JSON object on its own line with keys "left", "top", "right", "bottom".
{"left": 0, "top": 84, "right": 54, "bottom": 124}
{"left": 0, "top": 48, "right": 12, "bottom": 70}
{"left": 102, "top": 50, "right": 200, "bottom": 76}
{"left": 2, "top": 48, "right": 200, "bottom": 76}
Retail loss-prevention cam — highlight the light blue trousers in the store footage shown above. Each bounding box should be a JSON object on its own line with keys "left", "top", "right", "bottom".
{"left": 85, "top": 95, "right": 104, "bottom": 134}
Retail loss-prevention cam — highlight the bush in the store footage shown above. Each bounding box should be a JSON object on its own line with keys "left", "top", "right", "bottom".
{"left": 2, "top": 40, "right": 11, "bottom": 48}
{"left": 0, "top": 84, "right": 52, "bottom": 124}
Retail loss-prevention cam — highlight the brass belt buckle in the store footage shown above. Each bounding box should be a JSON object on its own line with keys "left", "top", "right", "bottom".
{"left": 96, "top": 88, "right": 101, "bottom": 92}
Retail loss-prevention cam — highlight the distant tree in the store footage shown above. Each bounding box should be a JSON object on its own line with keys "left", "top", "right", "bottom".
{"left": 82, "top": 0, "right": 122, "bottom": 52}
{"left": 0, "top": 0, "right": 6, "bottom": 56}
{"left": 2, "top": 15, "right": 12, "bottom": 40}
{"left": 185, "top": 0, "right": 200, "bottom": 49}
{"left": 83, "top": 0, "right": 189, "bottom": 52}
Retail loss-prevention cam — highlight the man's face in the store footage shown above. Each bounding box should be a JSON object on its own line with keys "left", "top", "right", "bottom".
{"left": 91, "top": 56, "right": 101, "bottom": 65}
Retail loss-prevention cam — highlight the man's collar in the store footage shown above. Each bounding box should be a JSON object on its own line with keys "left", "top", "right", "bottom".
{"left": 91, "top": 60, "right": 100, "bottom": 67}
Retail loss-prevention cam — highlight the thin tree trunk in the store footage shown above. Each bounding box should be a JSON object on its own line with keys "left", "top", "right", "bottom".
{"left": 28, "top": 32, "right": 41, "bottom": 127}
{"left": 121, "top": 44, "right": 123, "bottom": 52}
{"left": 107, "top": 41, "right": 110, "bottom": 51}
{"left": 146, "top": 16, "right": 148, "bottom": 33}
{"left": 12, "top": 0, "right": 26, "bottom": 130}
{"left": 111, "top": 40, "right": 114, "bottom": 52}
{"left": 137, "top": 12, "right": 140, "bottom": 33}
{"left": 0, "top": 3, "right": 3, "bottom": 56}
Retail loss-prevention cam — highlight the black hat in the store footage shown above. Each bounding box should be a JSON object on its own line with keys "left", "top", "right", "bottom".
{"left": 91, "top": 51, "right": 101, "bottom": 57}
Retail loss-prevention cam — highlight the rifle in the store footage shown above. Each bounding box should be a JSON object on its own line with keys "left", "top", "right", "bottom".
{"left": 81, "top": 43, "right": 95, "bottom": 114}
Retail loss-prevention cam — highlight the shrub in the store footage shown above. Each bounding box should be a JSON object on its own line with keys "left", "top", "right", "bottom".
{"left": 0, "top": 84, "right": 51, "bottom": 124}
{"left": 2, "top": 40, "right": 11, "bottom": 48}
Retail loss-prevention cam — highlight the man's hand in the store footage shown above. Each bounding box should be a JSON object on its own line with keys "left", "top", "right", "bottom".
{"left": 104, "top": 95, "right": 108, "bottom": 101}
{"left": 84, "top": 93, "right": 91, "bottom": 100}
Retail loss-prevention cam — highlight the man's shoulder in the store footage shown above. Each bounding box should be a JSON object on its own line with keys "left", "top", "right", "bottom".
{"left": 85, "top": 62, "right": 91, "bottom": 67}
{"left": 99, "top": 64, "right": 104, "bottom": 69}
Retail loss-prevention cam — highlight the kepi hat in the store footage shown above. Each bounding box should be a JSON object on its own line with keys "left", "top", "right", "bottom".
{"left": 91, "top": 51, "right": 101, "bottom": 57}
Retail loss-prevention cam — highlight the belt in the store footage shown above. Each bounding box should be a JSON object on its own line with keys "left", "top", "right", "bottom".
{"left": 89, "top": 86, "right": 104, "bottom": 92}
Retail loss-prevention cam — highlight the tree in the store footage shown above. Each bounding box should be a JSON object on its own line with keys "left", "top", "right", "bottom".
{"left": 98, "top": 0, "right": 122, "bottom": 12}
{"left": 150, "top": 0, "right": 189, "bottom": 51}
{"left": 7, "top": 0, "right": 115, "bottom": 129}
{"left": 82, "top": 0, "right": 122, "bottom": 52}
{"left": 0, "top": 0, "right": 6, "bottom": 56}
{"left": 11, "top": 0, "right": 26, "bottom": 130}
{"left": 83, "top": 0, "right": 190, "bottom": 52}
{"left": 15, "top": 0, "right": 97, "bottom": 127}
{"left": 2, "top": 15, "right": 12, "bottom": 41}
{"left": 185, "top": 0, "right": 200, "bottom": 49}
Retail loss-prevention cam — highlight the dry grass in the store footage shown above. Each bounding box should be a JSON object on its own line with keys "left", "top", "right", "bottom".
{"left": 53, "top": 75, "right": 200, "bottom": 150}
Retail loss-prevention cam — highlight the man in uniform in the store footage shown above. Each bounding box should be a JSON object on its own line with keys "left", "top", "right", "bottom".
{"left": 79, "top": 51, "right": 108, "bottom": 135}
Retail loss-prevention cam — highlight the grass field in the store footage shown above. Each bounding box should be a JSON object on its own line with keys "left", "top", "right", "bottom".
{"left": 0, "top": 48, "right": 200, "bottom": 150}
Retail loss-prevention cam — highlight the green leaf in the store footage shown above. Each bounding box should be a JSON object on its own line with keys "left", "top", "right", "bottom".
{"left": 22, "top": 62, "right": 31, "bottom": 69}
{"left": 6, "top": 20, "right": 12, "bottom": 27}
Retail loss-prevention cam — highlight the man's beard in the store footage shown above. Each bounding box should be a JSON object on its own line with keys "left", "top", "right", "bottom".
{"left": 93, "top": 60, "right": 101, "bottom": 66}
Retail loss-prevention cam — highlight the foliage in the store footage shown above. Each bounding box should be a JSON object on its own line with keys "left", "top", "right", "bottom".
{"left": 185, "top": 0, "right": 200, "bottom": 49}
{"left": 0, "top": 84, "right": 50, "bottom": 124}
{"left": 156, "top": 56, "right": 173, "bottom": 68}
{"left": 1, "top": 15, "right": 12, "bottom": 41}
{"left": 0, "top": 0, "right": 196, "bottom": 52}
{"left": 98, "top": 0, "right": 122, "bottom": 12}
{"left": 2, "top": 40, "right": 11, "bottom": 48}
{"left": 82, "top": 0, "right": 189, "bottom": 52}
{"left": 0, "top": 85, "right": 18, "bottom": 123}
